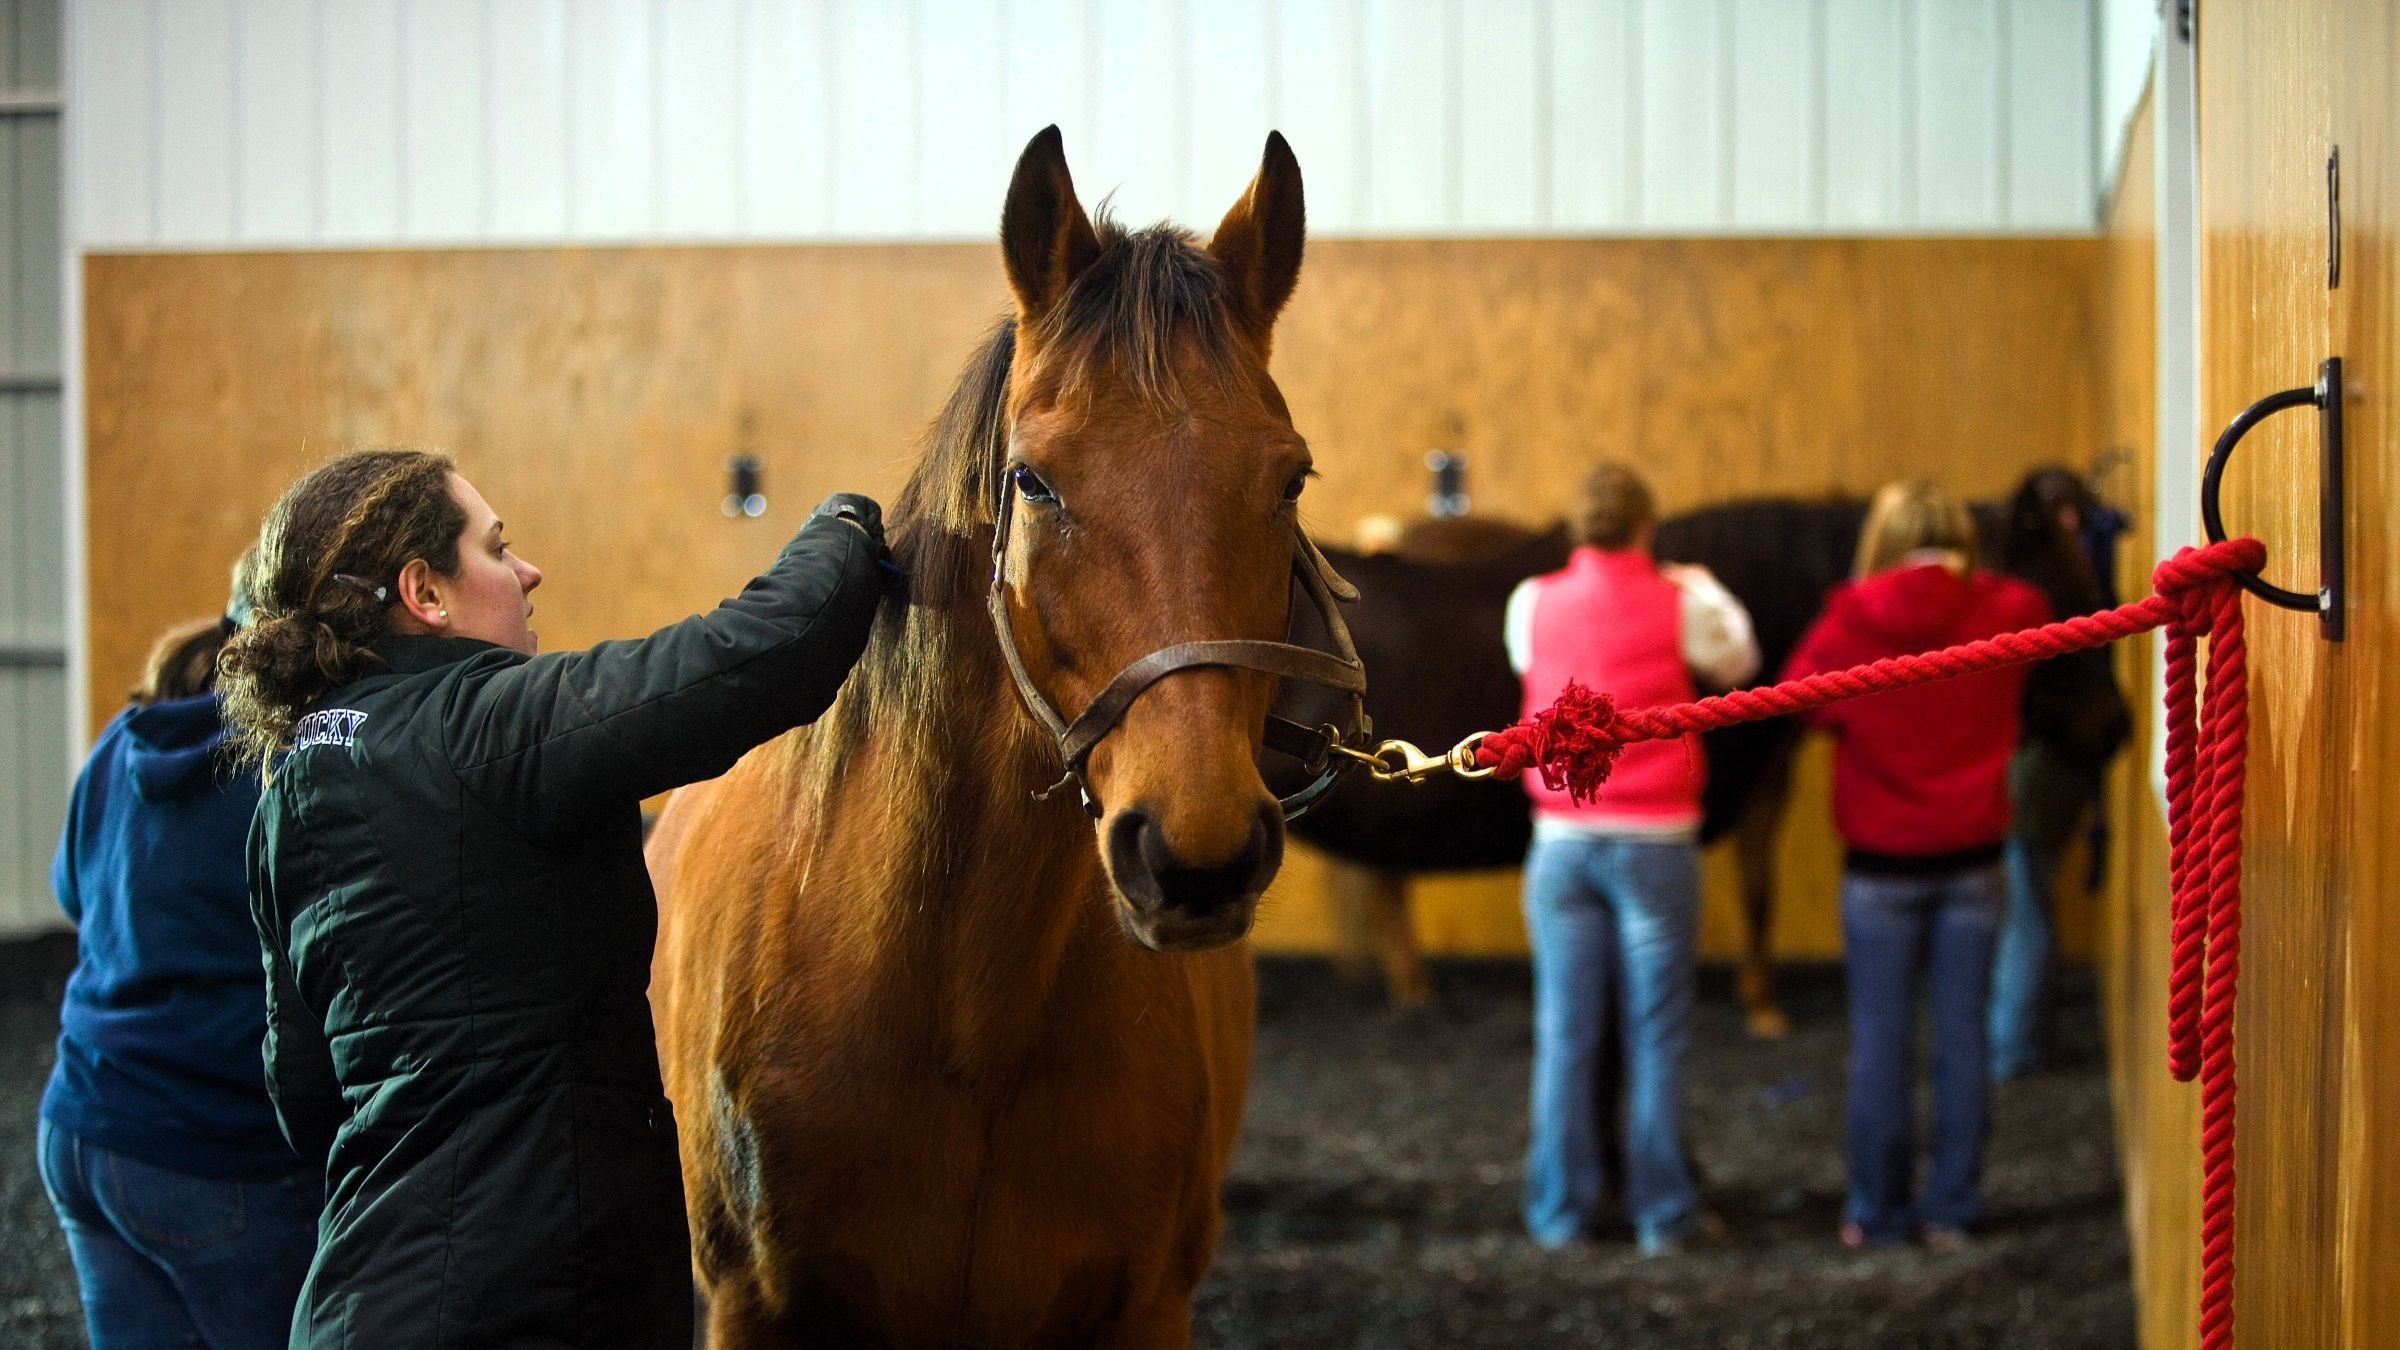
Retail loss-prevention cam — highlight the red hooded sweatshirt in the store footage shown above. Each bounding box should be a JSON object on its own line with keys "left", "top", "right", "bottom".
{"left": 1779, "top": 561, "right": 2050, "bottom": 866}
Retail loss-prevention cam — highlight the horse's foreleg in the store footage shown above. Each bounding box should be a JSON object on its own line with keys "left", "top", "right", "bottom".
{"left": 695, "top": 1276, "right": 779, "bottom": 1350}
{"left": 1734, "top": 749, "right": 1795, "bottom": 1040}
{"left": 1372, "top": 867, "right": 1429, "bottom": 1007}
{"left": 1099, "top": 1298, "right": 1194, "bottom": 1350}
{"left": 1327, "top": 860, "right": 1428, "bottom": 1006}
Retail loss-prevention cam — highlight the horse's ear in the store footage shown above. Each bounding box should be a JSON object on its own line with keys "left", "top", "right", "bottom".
{"left": 1208, "top": 131, "right": 1306, "bottom": 345}
{"left": 1000, "top": 125, "right": 1102, "bottom": 335}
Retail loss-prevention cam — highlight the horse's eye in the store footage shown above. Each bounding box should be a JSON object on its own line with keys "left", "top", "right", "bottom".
{"left": 1281, "top": 469, "right": 1310, "bottom": 505}
{"left": 1012, "top": 464, "right": 1058, "bottom": 505}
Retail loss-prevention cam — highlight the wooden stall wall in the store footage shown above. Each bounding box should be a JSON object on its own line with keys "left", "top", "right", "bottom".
{"left": 2094, "top": 87, "right": 2202, "bottom": 1350}
{"left": 83, "top": 235, "right": 2103, "bottom": 961}
{"left": 2103, "top": 1, "right": 2400, "bottom": 1345}
{"left": 2197, "top": 1, "right": 2398, "bottom": 1345}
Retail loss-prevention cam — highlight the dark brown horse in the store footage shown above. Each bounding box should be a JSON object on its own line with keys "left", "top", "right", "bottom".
{"left": 1286, "top": 473, "right": 2126, "bottom": 1034}
{"left": 650, "top": 128, "right": 1333, "bottom": 1347}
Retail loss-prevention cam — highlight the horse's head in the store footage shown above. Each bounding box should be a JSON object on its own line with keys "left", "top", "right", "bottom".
{"left": 989, "top": 126, "right": 1311, "bottom": 952}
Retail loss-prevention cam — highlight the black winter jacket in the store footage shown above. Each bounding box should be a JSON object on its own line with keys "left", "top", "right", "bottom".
{"left": 249, "top": 502, "right": 883, "bottom": 1348}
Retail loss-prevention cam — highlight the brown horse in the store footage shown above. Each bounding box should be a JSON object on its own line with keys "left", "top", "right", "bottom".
{"left": 649, "top": 127, "right": 1329, "bottom": 1348}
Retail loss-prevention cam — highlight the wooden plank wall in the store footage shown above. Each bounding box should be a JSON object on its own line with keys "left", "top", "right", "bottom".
{"left": 2197, "top": 1, "right": 2398, "bottom": 1345}
{"left": 83, "top": 234, "right": 2103, "bottom": 961}
{"left": 2104, "top": 1, "right": 2400, "bottom": 1344}
{"left": 2094, "top": 86, "right": 2203, "bottom": 1350}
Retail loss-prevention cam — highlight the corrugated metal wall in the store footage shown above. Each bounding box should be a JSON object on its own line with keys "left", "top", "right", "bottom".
{"left": 68, "top": 0, "right": 2106, "bottom": 248}
{"left": 2, "top": 0, "right": 65, "bottom": 935}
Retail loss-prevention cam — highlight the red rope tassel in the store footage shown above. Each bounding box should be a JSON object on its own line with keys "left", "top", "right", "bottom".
{"left": 1474, "top": 537, "right": 2260, "bottom": 1350}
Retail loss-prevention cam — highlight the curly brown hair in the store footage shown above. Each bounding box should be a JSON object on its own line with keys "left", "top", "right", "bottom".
{"left": 219, "top": 449, "right": 466, "bottom": 770}
{"left": 1574, "top": 462, "right": 1656, "bottom": 550}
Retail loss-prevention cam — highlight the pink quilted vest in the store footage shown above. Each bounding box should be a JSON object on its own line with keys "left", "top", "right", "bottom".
{"left": 1517, "top": 547, "right": 1704, "bottom": 827}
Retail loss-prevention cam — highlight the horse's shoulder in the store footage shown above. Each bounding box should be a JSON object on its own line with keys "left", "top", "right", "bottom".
{"left": 644, "top": 776, "right": 724, "bottom": 887}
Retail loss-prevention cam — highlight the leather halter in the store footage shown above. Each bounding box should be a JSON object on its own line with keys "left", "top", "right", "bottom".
{"left": 985, "top": 469, "right": 1371, "bottom": 820}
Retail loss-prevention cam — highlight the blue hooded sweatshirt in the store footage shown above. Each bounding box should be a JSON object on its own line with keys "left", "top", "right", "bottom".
{"left": 42, "top": 692, "right": 300, "bottom": 1178}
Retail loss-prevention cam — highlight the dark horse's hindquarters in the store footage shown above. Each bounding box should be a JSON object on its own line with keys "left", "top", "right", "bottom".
{"left": 1272, "top": 480, "right": 2129, "bottom": 1026}
{"left": 1275, "top": 498, "right": 1866, "bottom": 867}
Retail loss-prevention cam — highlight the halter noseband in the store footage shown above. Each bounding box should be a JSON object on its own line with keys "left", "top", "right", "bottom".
{"left": 985, "top": 468, "right": 1371, "bottom": 820}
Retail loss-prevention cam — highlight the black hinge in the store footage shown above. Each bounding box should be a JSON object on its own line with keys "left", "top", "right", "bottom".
{"left": 2327, "top": 147, "right": 2342, "bottom": 290}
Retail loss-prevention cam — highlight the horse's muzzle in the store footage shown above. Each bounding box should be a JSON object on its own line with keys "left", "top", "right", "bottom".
{"left": 1104, "top": 797, "right": 1284, "bottom": 949}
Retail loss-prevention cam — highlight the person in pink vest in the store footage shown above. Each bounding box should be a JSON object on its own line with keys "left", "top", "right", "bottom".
{"left": 1505, "top": 463, "right": 1759, "bottom": 1254}
{"left": 1779, "top": 480, "right": 2049, "bottom": 1250}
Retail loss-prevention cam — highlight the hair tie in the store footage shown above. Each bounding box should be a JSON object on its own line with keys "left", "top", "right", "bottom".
{"left": 330, "top": 573, "right": 391, "bottom": 604}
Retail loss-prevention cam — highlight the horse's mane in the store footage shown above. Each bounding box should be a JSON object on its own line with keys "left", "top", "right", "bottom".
{"left": 779, "top": 216, "right": 1243, "bottom": 845}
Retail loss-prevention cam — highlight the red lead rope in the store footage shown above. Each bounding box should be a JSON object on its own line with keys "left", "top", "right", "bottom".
{"left": 1473, "top": 536, "right": 2262, "bottom": 1350}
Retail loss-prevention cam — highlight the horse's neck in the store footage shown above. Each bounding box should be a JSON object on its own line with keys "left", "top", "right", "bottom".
{"left": 850, "top": 595, "right": 1111, "bottom": 1079}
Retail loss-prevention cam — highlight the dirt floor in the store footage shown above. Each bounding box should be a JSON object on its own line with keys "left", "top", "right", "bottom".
{"left": 0, "top": 935, "right": 2132, "bottom": 1349}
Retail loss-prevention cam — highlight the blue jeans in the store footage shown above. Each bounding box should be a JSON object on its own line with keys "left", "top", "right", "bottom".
{"left": 1840, "top": 865, "right": 2003, "bottom": 1242}
{"left": 1988, "top": 837, "right": 2056, "bottom": 1080}
{"left": 37, "top": 1119, "right": 320, "bottom": 1349}
{"left": 1521, "top": 834, "right": 1700, "bottom": 1247}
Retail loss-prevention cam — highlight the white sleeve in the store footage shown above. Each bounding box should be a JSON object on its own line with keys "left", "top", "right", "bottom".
{"left": 1675, "top": 567, "right": 1761, "bottom": 690}
{"left": 1504, "top": 579, "right": 1540, "bottom": 675}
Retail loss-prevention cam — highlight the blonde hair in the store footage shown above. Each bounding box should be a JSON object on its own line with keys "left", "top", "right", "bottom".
{"left": 1853, "top": 480, "right": 1977, "bottom": 579}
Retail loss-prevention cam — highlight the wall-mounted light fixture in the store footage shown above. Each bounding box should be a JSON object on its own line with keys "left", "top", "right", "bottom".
{"left": 723, "top": 452, "right": 766, "bottom": 518}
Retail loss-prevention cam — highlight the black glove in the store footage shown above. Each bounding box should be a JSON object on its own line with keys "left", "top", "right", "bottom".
{"left": 811, "top": 492, "right": 886, "bottom": 549}
{"left": 809, "top": 492, "right": 902, "bottom": 589}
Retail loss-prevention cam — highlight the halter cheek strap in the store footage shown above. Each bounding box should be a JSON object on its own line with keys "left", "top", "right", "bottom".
{"left": 986, "top": 475, "right": 1370, "bottom": 819}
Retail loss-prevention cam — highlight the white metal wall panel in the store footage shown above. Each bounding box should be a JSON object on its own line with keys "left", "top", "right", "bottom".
{"left": 828, "top": 0, "right": 916, "bottom": 234}
{"left": 567, "top": 0, "right": 656, "bottom": 238}
{"left": 2096, "top": 0, "right": 2152, "bottom": 199}
{"left": 2005, "top": 0, "right": 2095, "bottom": 228}
{"left": 1086, "top": 0, "right": 1181, "bottom": 230}
{"left": 319, "top": 0, "right": 402, "bottom": 241}
{"left": 5, "top": 132, "right": 59, "bottom": 369}
{"left": 1912, "top": 0, "right": 2004, "bottom": 227}
{"left": 660, "top": 0, "right": 742, "bottom": 235}
{"left": 403, "top": 0, "right": 486, "bottom": 239}
{"left": 1637, "top": 0, "right": 1725, "bottom": 228}
{"left": 1361, "top": 0, "right": 1453, "bottom": 232}
{"left": 5, "top": 0, "right": 67, "bottom": 933}
{"left": 1459, "top": 0, "right": 1544, "bottom": 230}
{"left": 1270, "top": 0, "right": 1362, "bottom": 231}
{"left": 1729, "top": 0, "right": 1817, "bottom": 227}
{"left": 1548, "top": 0, "right": 1637, "bottom": 230}
{"left": 742, "top": 0, "right": 833, "bottom": 236}
{"left": 915, "top": 0, "right": 1005, "bottom": 239}
{"left": 1186, "top": 0, "right": 1271, "bottom": 223}
{"left": 999, "top": 0, "right": 1091, "bottom": 173}
{"left": 235, "top": 0, "right": 315, "bottom": 241}
{"left": 66, "top": 0, "right": 2109, "bottom": 246}
{"left": 70, "top": 0, "right": 152, "bottom": 245}
{"left": 1822, "top": 0, "right": 1911, "bottom": 227}
{"left": 484, "top": 0, "right": 569, "bottom": 238}
{"left": 153, "top": 0, "right": 236, "bottom": 242}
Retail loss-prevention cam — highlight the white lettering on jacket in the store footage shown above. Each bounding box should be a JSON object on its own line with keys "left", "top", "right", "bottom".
{"left": 292, "top": 708, "right": 368, "bottom": 751}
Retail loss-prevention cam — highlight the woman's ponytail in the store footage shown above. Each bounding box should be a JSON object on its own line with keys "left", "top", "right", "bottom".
{"left": 219, "top": 449, "right": 465, "bottom": 772}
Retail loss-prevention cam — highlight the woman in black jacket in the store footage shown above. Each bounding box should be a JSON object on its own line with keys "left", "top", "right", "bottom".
{"left": 220, "top": 448, "right": 887, "bottom": 1348}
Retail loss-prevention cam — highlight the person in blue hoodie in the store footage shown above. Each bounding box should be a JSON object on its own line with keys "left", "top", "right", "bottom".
{"left": 38, "top": 562, "right": 321, "bottom": 1349}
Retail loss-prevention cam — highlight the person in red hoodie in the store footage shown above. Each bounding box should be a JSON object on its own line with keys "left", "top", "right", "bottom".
{"left": 1780, "top": 480, "right": 2048, "bottom": 1250}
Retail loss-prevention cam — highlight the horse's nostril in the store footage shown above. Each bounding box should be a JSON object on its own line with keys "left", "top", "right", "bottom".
{"left": 1106, "top": 803, "right": 1283, "bottom": 917}
{"left": 1106, "top": 808, "right": 1157, "bottom": 892}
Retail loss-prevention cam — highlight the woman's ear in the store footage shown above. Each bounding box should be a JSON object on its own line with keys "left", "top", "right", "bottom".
{"left": 395, "top": 559, "right": 446, "bottom": 631}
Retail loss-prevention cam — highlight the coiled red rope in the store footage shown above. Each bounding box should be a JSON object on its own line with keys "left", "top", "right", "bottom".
{"left": 1474, "top": 536, "right": 2261, "bottom": 1350}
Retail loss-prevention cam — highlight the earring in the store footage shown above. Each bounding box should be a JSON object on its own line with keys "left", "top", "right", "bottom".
{"left": 438, "top": 609, "right": 448, "bottom": 620}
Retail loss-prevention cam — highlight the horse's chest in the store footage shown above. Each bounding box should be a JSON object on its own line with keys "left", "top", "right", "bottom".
{"left": 752, "top": 1034, "right": 1221, "bottom": 1338}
